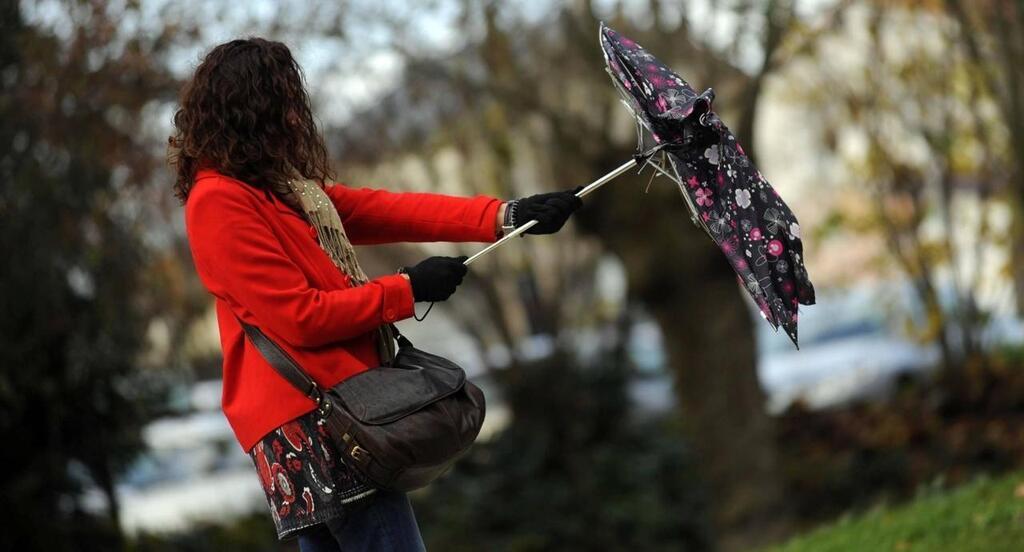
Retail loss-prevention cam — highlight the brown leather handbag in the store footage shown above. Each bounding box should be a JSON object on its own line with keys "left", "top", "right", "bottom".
{"left": 238, "top": 320, "right": 486, "bottom": 492}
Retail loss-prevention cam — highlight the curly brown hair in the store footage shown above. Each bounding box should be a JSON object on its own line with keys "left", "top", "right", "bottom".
{"left": 169, "top": 38, "right": 332, "bottom": 202}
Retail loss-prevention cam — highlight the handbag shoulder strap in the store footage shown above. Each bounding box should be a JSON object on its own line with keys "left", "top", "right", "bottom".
{"left": 236, "top": 317, "right": 320, "bottom": 400}
{"left": 235, "top": 317, "right": 413, "bottom": 399}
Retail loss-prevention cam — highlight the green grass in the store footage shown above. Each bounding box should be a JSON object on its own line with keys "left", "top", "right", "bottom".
{"left": 768, "top": 472, "right": 1024, "bottom": 552}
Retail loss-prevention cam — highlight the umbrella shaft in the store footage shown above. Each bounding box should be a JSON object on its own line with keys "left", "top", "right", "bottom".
{"left": 464, "top": 158, "right": 638, "bottom": 266}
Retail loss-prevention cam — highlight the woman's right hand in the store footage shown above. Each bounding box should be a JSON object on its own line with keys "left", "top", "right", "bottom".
{"left": 401, "top": 256, "right": 469, "bottom": 302}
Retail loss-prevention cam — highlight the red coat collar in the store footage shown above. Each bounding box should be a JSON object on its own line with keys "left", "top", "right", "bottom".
{"left": 194, "top": 168, "right": 305, "bottom": 220}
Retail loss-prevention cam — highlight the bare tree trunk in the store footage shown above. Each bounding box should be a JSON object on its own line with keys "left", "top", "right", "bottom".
{"left": 650, "top": 265, "right": 789, "bottom": 551}
{"left": 92, "top": 458, "right": 125, "bottom": 548}
{"left": 576, "top": 160, "right": 789, "bottom": 550}
{"left": 1011, "top": 212, "right": 1024, "bottom": 313}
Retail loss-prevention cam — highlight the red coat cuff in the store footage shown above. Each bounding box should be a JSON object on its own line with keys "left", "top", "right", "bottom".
{"left": 376, "top": 273, "right": 415, "bottom": 324}
{"left": 479, "top": 197, "right": 502, "bottom": 243}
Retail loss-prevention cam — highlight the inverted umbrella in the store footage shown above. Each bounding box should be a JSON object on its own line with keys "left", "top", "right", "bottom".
{"left": 468, "top": 23, "right": 815, "bottom": 347}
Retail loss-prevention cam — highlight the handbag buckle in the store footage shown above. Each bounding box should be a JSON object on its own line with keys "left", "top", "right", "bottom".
{"left": 350, "top": 445, "right": 370, "bottom": 463}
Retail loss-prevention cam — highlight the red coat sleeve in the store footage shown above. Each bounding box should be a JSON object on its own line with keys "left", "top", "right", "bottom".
{"left": 325, "top": 184, "right": 502, "bottom": 245}
{"left": 185, "top": 181, "right": 415, "bottom": 348}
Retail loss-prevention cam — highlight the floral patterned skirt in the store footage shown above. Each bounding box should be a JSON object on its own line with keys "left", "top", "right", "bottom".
{"left": 249, "top": 409, "right": 377, "bottom": 540}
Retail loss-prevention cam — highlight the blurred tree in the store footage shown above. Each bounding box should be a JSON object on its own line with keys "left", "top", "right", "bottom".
{"left": 328, "top": 1, "right": 842, "bottom": 548}
{"left": 790, "top": 1, "right": 1013, "bottom": 369}
{"left": 943, "top": 0, "right": 1024, "bottom": 313}
{"left": 0, "top": 1, "right": 185, "bottom": 549}
{"left": 130, "top": 513, "right": 290, "bottom": 552}
{"left": 415, "top": 314, "right": 712, "bottom": 552}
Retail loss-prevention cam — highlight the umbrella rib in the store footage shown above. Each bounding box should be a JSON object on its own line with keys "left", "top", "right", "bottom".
{"left": 642, "top": 151, "right": 678, "bottom": 184}
{"left": 665, "top": 153, "right": 715, "bottom": 238}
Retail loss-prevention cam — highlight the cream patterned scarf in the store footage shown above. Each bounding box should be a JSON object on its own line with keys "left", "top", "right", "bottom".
{"left": 279, "top": 178, "right": 397, "bottom": 362}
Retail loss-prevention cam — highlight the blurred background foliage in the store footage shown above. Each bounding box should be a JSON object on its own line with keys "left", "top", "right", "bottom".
{"left": 2, "top": 0, "right": 1024, "bottom": 550}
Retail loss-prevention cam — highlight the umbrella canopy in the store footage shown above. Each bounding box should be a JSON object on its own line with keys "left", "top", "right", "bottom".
{"left": 600, "top": 23, "right": 815, "bottom": 346}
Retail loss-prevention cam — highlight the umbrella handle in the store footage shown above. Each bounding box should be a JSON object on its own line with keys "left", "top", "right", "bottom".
{"left": 464, "top": 158, "right": 639, "bottom": 266}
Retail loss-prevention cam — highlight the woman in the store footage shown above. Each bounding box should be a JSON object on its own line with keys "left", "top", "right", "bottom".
{"left": 172, "top": 38, "right": 580, "bottom": 551}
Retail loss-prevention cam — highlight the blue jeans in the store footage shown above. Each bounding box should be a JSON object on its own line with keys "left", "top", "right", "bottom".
{"left": 296, "top": 489, "right": 426, "bottom": 552}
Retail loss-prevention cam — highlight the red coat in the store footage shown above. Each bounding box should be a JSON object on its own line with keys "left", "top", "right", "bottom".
{"left": 184, "top": 168, "right": 501, "bottom": 451}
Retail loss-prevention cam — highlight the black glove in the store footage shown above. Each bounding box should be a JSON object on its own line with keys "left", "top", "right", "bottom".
{"left": 512, "top": 186, "right": 584, "bottom": 235}
{"left": 401, "top": 256, "right": 469, "bottom": 302}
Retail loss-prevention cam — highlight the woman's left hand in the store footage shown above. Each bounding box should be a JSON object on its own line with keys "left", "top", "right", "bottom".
{"left": 512, "top": 186, "right": 584, "bottom": 235}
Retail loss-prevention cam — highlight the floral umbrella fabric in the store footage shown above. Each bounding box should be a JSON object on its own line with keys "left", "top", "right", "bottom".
{"left": 600, "top": 23, "right": 816, "bottom": 346}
